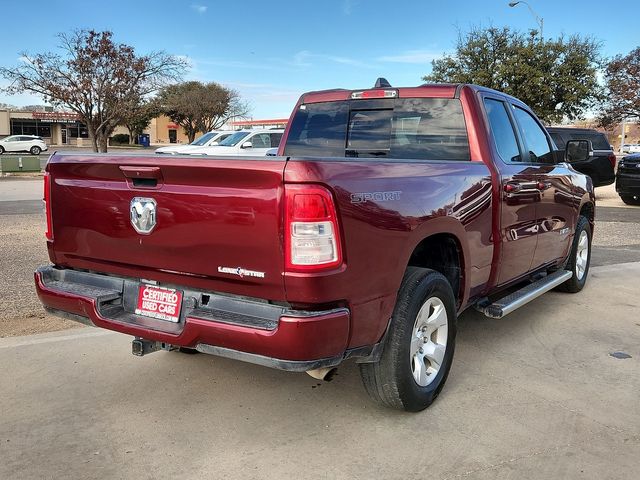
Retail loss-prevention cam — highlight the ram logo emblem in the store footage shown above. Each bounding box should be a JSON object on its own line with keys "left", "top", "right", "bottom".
{"left": 130, "top": 197, "right": 157, "bottom": 234}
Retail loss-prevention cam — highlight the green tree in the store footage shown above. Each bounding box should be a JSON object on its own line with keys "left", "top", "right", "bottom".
{"left": 157, "top": 81, "right": 250, "bottom": 143}
{"left": 122, "top": 100, "right": 161, "bottom": 145}
{"left": 423, "top": 27, "right": 602, "bottom": 123}
{"left": 598, "top": 47, "right": 640, "bottom": 125}
{"left": 0, "top": 30, "right": 186, "bottom": 152}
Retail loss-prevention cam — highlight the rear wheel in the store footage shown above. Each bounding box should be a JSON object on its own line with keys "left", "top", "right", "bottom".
{"left": 0, "top": 146, "right": 4, "bottom": 154}
{"left": 30, "top": 146, "right": 41, "bottom": 155}
{"left": 557, "top": 215, "right": 591, "bottom": 293}
{"left": 359, "top": 267, "right": 457, "bottom": 411}
{"left": 620, "top": 195, "right": 640, "bottom": 206}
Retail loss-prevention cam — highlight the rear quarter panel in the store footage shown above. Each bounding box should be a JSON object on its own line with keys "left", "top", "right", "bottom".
{"left": 284, "top": 159, "right": 493, "bottom": 348}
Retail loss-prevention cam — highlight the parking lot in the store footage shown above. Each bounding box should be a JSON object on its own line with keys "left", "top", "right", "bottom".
{"left": 1, "top": 177, "right": 639, "bottom": 479}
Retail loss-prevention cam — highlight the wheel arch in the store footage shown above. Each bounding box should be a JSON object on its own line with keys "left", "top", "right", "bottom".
{"left": 579, "top": 199, "right": 595, "bottom": 231}
{"left": 402, "top": 217, "right": 470, "bottom": 310}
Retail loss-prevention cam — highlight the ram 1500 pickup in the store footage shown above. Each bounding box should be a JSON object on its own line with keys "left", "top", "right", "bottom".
{"left": 35, "top": 81, "right": 595, "bottom": 411}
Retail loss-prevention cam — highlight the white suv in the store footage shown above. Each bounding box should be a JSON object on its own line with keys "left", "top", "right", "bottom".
{"left": 155, "top": 131, "right": 233, "bottom": 155}
{"left": 621, "top": 144, "right": 640, "bottom": 154}
{"left": 186, "top": 129, "right": 284, "bottom": 156}
{"left": 0, "top": 135, "right": 48, "bottom": 155}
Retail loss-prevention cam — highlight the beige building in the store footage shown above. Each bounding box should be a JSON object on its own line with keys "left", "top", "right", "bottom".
{"left": 0, "top": 109, "right": 194, "bottom": 146}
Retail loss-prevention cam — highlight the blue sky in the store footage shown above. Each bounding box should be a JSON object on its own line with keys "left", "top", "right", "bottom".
{"left": 0, "top": 0, "right": 638, "bottom": 119}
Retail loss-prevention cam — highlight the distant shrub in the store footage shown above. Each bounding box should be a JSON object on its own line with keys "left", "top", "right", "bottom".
{"left": 110, "top": 134, "right": 130, "bottom": 145}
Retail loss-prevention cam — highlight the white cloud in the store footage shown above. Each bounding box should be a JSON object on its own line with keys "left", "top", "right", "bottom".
{"left": 291, "top": 50, "right": 374, "bottom": 69}
{"left": 190, "top": 4, "right": 207, "bottom": 14}
{"left": 342, "top": 0, "right": 358, "bottom": 15}
{"left": 377, "top": 50, "right": 445, "bottom": 64}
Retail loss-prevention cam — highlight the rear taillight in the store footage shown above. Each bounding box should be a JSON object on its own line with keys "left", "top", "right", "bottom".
{"left": 44, "top": 172, "right": 53, "bottom": 241}
{"left": 608, "top": 153, "right": 617, "bottom": 169}
{"left": 285, "top": 184, "right": 342, "bottom": 272}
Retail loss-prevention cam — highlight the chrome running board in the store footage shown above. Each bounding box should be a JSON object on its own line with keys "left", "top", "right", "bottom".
{"left": 476, "top": 270, "right": 573, "bottom": 319}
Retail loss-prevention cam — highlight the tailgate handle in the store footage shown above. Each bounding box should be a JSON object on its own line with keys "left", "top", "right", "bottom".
{"left": 119, "top": 166, "right": 162, "bottom": 188}
{"left": 119, "top": 166, "right": 162, "bottom": 179}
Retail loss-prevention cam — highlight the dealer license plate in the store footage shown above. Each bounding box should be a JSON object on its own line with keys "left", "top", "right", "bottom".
{"left": 135, "top": 284, "right": 183, "bottom": 323}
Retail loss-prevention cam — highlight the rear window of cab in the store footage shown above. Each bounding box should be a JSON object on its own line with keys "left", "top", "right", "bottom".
{"left": 284, "top": 98, "right": 470, "bottom": 161}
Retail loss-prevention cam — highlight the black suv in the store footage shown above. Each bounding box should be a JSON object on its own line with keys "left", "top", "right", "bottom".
{"left": 616, "top": 153, "right": 640, "bottom": 205}
{"left": 547, "top": 127, "right": 616, "bottom": 187}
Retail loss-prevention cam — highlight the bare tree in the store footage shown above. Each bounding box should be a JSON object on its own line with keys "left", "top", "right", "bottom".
{"left": 0, "top": 30, "right": 186, "bottom": 152}
{"left": 157, "top": 81, "right": 250, "bottom": 142}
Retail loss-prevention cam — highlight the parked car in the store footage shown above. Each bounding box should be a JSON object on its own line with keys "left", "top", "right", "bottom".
{"left": 546, "top": 127, "right": 616, "bottom": 187}
{"left": 0, "top": 135, "right": 48, "bottom": 155}
{"left": 616, "top": 153, "right": 640, "bottom": 205}
{"left": 186, "top": 129, "right": 284, "bottom": 156}
{"left": 35, "top": 81, "right": 594, "bottom": 411}
{"left": 155, "top": 131, "right": 233, "bottom": 155}
{"left": 621, "top": 144, "right": 640, "bottom": 154}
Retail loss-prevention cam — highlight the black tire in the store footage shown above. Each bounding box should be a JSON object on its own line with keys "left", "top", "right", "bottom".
{"left": 620, "top": 195, "right": 640, "bottom": 206}
{"left": 557, "top": 215, "right": 591, "bottom": 293}
{"left": 359, "top": 267, "right": 457, "bottom": 411}
{"left": 30, "top": 146, "right": 41, "bottom": 155}
{"left": 0, "top": 146, "right": 4, "bottom": 154}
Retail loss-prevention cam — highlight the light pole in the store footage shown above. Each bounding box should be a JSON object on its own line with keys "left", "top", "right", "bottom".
{"left": 509, "top": 1, "right": 544, "bottom": 39}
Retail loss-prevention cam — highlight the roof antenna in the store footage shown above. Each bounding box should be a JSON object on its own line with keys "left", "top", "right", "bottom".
{"left": 374, "top": 77, "right": 392, "bottom": 88}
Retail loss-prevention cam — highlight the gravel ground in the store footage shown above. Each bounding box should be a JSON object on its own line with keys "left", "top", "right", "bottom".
{"left": 0, "top": 213, "right": 80, "bottom": 337}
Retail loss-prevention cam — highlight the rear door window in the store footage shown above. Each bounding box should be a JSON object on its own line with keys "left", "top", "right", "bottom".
{"left": 250, "top": 133, "right": 271, "bottom": 148}
{"left": 284, "top": 98, "right": 470, "bottom": 160}
{"left": 512, "top": 106, "right": 554, "bottom": 164}
{"left": 269, "top": 132, "right": 283, "bottom": 147}
{"left": 483, "top": 98, "right": 522, "bottom": 163}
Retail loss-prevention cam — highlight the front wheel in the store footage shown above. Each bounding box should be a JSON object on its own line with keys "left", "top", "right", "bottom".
{"left": 359, "top": 267, "right": 457, "bottom": 411}
{"left": 30, "top": 146, "right": 41, "bottom": 155}
{"left": 557, "top": 215, "right": 592, "bottom": 293}
{"left": 0, "top": 146, "right": 4, "bottom": 154}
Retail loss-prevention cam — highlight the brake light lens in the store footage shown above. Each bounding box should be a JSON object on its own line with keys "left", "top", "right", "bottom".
{"left": 608, "top": 153, "right": 617, "bottom": 169}
{"left": 285, "top": 184, "right": 342, "bottom": 271}
{"left": 44, "top": 172, "right": 53, "bottom": 241}
{"left": 351, "top": 89, "right": 397, "bottom": 99}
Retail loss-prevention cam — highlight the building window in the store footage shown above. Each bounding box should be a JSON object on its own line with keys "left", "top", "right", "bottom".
{"left": 68, "top": 126, "right": 89, "bottom": 138}
{"left": 11, "top": 119, "right": 53, "bottom": 138}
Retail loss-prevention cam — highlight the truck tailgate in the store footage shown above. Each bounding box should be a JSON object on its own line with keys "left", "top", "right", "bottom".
{"left": 47, "top": 153, "right": 287, "bottom": 301}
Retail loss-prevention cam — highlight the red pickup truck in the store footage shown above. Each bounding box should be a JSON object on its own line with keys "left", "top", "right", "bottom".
{"left": 35, "top": 81, "right": 595, "bottom": 411}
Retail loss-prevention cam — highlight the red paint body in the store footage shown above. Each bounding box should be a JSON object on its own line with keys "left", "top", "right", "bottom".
{"left": 35, "top": 84, "right": 594, "bottom": 364}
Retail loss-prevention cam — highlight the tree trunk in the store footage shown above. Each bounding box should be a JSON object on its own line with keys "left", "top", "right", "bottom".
{"left": 89, "top": 135, "right": 99, "bottom": 153}
{"left": 97, "top": 134, "right": 109, "bottom": 153}
{"left": 127, "top": 126, "right": 135, "bottom": 145}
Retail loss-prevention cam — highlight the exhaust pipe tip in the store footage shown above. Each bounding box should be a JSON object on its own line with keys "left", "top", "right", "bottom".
{"left": 306, "top": 367, "right": 337, "bottom": 382}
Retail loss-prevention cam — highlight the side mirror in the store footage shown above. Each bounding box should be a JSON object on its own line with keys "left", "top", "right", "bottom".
{"left": 565, "top": 140, "right": 592, "bottom": 163}
{"left": 241, "top": 141, "right": 253, "bottom": 149}
{"left": 209, "top": 141, "right": 219, "bottom": 146}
